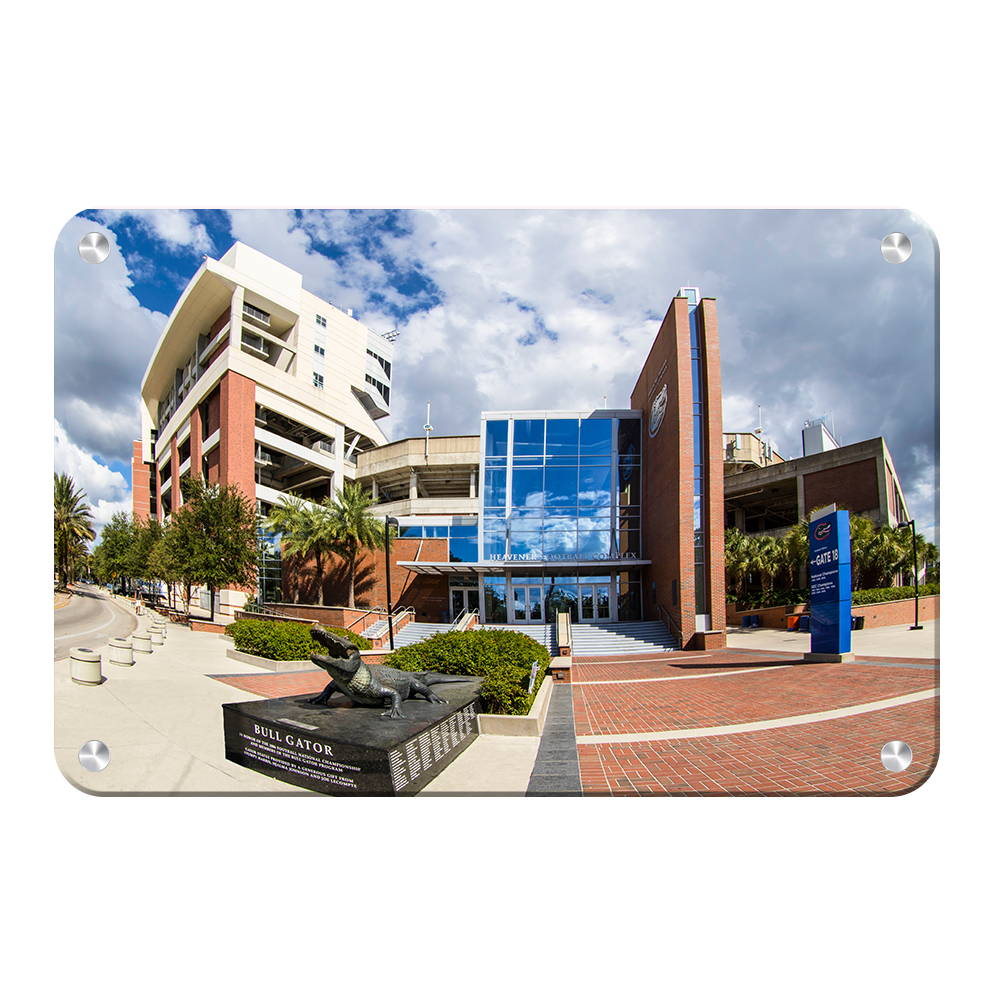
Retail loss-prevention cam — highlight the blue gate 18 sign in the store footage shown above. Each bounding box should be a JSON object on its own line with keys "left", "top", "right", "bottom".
{"left": 808, "top": 509, "right": 852, "bottom": 655}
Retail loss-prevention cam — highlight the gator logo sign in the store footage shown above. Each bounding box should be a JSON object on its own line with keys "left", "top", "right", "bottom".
{"left": 813, "top": 521, "right": 833, "bottom": 541}
{"left": 648, "top": 385, "right": 668, "bottom": 438}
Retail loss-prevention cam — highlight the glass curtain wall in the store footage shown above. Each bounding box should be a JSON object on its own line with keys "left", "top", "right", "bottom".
{"left": 481, "top": 415, "right": 642, "bottom": 622}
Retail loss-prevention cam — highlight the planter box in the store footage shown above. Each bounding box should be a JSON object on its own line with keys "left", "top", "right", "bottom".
{"left": 477, "top": 676, "right": 553, "bottom": 737}
{"left": 225, "top": 648, "right": 315, "bottom": 672}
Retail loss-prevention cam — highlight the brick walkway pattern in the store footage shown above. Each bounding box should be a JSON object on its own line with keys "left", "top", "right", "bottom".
{"left": 571, "top": 650, "right": 939, "bottom": 796}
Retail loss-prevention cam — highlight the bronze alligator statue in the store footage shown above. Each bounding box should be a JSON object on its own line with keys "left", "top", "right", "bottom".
{"left": 307, "top": 625, "right": 468, "bottom": 719}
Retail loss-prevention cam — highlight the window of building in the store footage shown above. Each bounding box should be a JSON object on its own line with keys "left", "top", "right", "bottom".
{"left": 316, "top": 314, "right": 327, "bottom": 327}
{"left": 314, "top": 344, "right": 325, "bottom": 357}
{"left": 313, "top": 372, "right": 324, "bottom": 389}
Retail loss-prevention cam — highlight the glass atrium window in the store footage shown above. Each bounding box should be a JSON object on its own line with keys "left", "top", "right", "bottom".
{"left": 485, "top": 421, "right": 508, "bottom": 457}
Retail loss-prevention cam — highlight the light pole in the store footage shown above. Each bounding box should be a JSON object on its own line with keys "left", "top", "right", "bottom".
{"left": 906, "top": 519, "right": 923, "bottom": 631}
{"left": 384, "top": 516, "right": 399, "bottom": 650}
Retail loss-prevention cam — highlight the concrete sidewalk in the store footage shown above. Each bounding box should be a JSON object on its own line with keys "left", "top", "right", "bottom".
{"left": 725, "top": 619, "right": 938, "bottom": 659}
{"left": 54, "top": 609, "right": 541, "bottom": 796}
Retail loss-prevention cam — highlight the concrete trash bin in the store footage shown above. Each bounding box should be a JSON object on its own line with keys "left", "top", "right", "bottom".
{"left": 132, "top": 632, "right": 153, "bottom": 654}
{"left": 70, "top": 647, "right": 104, "bottom": 685}
{"left": 108, "top": 637, "right": 134, "bottom": 666}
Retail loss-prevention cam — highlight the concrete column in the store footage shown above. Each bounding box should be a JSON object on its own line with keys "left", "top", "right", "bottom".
{"left": 409, "top": 471, "right": 418, "bottom": 500}
{"left": 370, "top": 478, "right": 378, "bottom": 501}
{"left": 470, "top": 469, "right": 477, "bottom": 498}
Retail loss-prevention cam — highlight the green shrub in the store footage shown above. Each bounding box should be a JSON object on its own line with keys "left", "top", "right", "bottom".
{"left": 225, "top": 619, "right": 371, "bottom": 660}
{"left": 731, "top": 583, "right": 939, "bottom": 612}
{"left": 382, "top": 630, "right": 549, "bottom": 716}
{"left": 851, "top": 584, "right": 939, "bottom": 607}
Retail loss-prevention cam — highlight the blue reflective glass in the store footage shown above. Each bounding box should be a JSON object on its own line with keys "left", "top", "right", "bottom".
{"left": 576, "top": 508, "right": 611, "bottom": 530}
{"left": 545, "top": 507, "right": 578, "bottom": 518}
{"left": 580, "top": 419, "right": 612, "bottom": 455}
{"left": 448, "top": 539, "right": 477, "bottom": 563}
{"left": 485, "top": 420, "right": 508, "bottom": 457}
{"left": 427, "top": 526, "right": 448, "bottom": 537}
{"left": 513, "top": 419, "right": 544, "bottom": 455}
{"left": 578, "top": 529, "right": 612, "bottom": 557}
{"left": 511, "top": 468, "right": 544, "bottom": 506}
{"left": 485, "top": 457, "right": 506, "bottom": 468}
{"left": 543, "top": 520, "right": 576, "bottom": 555}
{"left": 484, "top": 469, "right": 507, "bottom": 508}
{"left": 693, "top": 496, "right": 703, "bottom": 529}
{"left": 482, "top": 532, "right": 506, "bottom": 558}
{"left": 509, "top": 518, "right": 543, "bottom": 533}
{"left": 617, "top": 419, "right": 641, "bottom": 456}
{"left": 691, "top": 361, "right": 701, "bottom": 402}
{"left": 510, "top": 535, "right": 543, "bottom": 558}
{"left": 544, "top": 454, "right": 579, "bottom": 466}
{"left": 544, "top": 466, "right": 578, "bottom": 505}
{"left": 512, "top": 457, "right": 543, "bottom": 467}
{"left": 449, "top": 525, "right": 477, "bottom": 537}
{"left": 692, "top": 428, "right": 702, "bottom": 465}
{"left": 545, "top": 419, "right": 579, "bottom": 455}
{"left": 579, "top": 466, "right": 612, "bottom": 504}
{"left": 397, "top": 526, "right": 421, "bottom": 538}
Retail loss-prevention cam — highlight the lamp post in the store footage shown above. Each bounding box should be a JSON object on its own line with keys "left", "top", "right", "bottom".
{"left": 906, "top": 519, "right": 923, "bottom": 631}
{"left": 384, "top": 516, "right": 399, "bottom": 650}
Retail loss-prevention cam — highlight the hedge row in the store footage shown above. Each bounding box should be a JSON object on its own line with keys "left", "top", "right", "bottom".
{"left": 224, "top": 619, "right": 371, "bottom": 660}
{"left": 729, "top": 583, "right": 939, "bottom": 612}
{"left": 851, "top": 584, "right": 939, "bottom": 607}
{"left": 382, "top": 630, "right": 549, "bottom": 716}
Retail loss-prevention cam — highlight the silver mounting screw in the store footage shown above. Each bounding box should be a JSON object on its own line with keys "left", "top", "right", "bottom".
{"left": 881, "top": 741, "right": 912, "bottom": 772}
{"left": 880, "top": 233, "right": 912, "bottom": 264}
{"left": 79, "top": 741, "right": 110, "bottom": 772}
{"left": 79, "top": 232, "right": 110, "bottom": 264}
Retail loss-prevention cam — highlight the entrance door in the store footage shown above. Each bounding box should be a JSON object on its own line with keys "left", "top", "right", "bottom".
{"left": 450, "top": 588, "right": 478, "bottom": 622}
{"left": 580, "top": 584, "right": 611, "bottom": 621}
{"left": 513, "top": 585, "right": 544, "bottom": 623}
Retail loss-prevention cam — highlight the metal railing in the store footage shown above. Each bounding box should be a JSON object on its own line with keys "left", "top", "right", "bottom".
{"left": 450, "top": 608, "right": 480, "bottom": 631}
{"left": 365, "top": 606, "right": 415, "bottom": 640}
{"left": 655, "top": 603, "right": 683, "bottom": 645}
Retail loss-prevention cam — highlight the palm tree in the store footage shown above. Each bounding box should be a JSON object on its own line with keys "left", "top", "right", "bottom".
{"left": 725, "top": 528, "right": 752, "bottom": 597}
{"left": 263, "top": 496, "right": 338, "bottom": 604}
{"left": 328, "top": 481, "right": 387, "bottom": 609}
{"left": 54, "top": 473, "right": 95, "bottom": 588}
{"left": 750, "top": 535, "right": 784, "bottom": 593}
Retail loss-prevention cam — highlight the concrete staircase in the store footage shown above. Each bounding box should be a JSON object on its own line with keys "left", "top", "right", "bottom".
{"left": 475, "top": 623, "right": 559, "bottom": 654}
{"left": 568, "top": 621, "right": 679, "bottom": 656}
{"left": 386, "top": 622, "right": 453, "bottom": 649}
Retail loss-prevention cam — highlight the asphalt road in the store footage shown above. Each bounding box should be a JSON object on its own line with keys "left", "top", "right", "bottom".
{"left": 54, "top": 584, "right": 137, "bottom": 661}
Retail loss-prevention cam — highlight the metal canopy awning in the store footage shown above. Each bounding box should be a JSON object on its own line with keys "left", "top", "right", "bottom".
{"left": 396, "top": 559, "right": 652, "bottom": 576}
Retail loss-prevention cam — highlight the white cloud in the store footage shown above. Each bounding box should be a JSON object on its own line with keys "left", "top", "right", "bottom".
{"left": 54, "top": 216, "right": 167, "bottom": 465}
{"left": 93, "top": 209, "right": 215, "bottom": 255}
{"left": 54, "top": 419, "right": 130, "bottom": 545}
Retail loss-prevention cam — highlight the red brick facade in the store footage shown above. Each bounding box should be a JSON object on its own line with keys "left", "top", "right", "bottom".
{"left": 131, "top": 440, "right": 151, "bottom": 522}
{"left": 219, "top": 370, "right": 257, "bottom": 503}
{"left": 726, "top": 594, "right": 939, "bottom": 630}
{"left": 630, "top": 296, "right": 726, "bottom": 649}
{"left": 803, "top": 458, "right": 880, "bottom": 517}
{"left": 282, "top": 537, "right": 452, "bottom": 622}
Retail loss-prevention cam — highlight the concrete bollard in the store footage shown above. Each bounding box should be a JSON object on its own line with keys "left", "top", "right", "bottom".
{"left": 70, "top": 647, "right": 104, "bottom": 685}
{"left": 108, "top": 637, "right": 134, "bottom": 666}
{"left": 132, "top": 632, "right": 153, "bottom": 655}
{"left": 150, "top": 629, "right": 164, "bottom": 646}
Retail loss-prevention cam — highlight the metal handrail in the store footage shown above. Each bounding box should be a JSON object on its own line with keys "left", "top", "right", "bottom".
{"left": 366, "top": 606, "right": 415, "bottom": 638}
{"left": 655, "top": 603, "right": 683, "bottom": 644}
{"left": 347, "top": 606, "right": 387, "bottom": 633}
{"left": 450, "top": 607, "right": 479, "bottom": 631}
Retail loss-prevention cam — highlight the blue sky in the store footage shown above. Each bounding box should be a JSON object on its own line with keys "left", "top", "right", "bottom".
{"left": 54, "top": 208, "right": 939, "bottom": 544}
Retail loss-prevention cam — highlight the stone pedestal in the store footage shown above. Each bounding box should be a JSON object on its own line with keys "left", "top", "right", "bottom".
{"left": 223, "top": 678, "right": 483, "bottom": 796}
